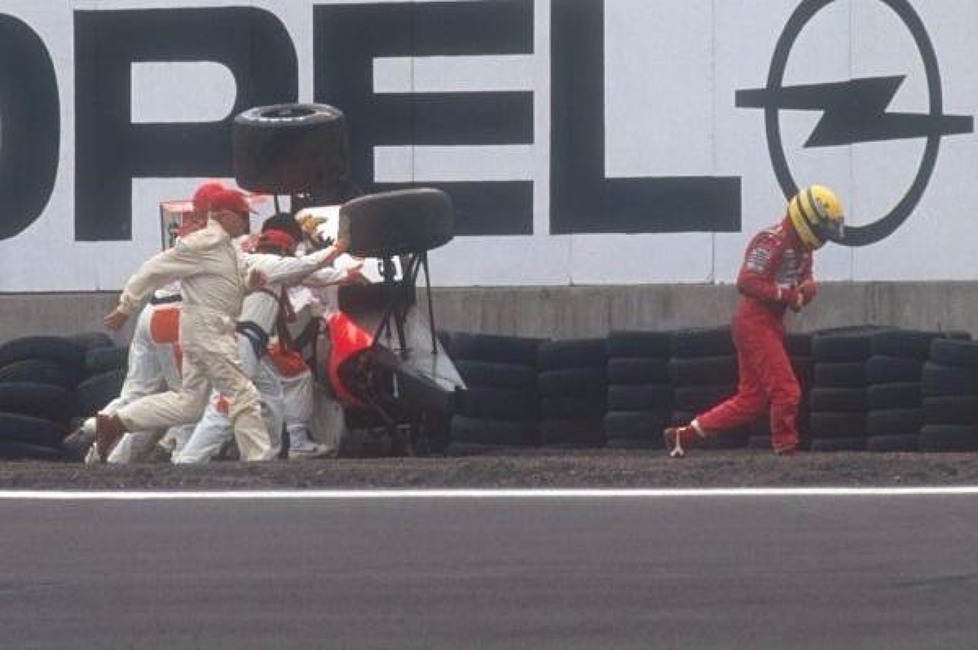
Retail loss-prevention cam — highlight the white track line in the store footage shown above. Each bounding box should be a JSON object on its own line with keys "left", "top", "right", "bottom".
{"left": 3, "top": 487, "right": 978, "bottom": 500}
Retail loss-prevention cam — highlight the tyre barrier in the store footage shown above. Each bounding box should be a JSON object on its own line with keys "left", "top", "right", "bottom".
{"left": 0, "top": 334, "right": 130, "bottom": 460}
{"left": 537, "top": 338, "right": 607, "bottom": 448}
{"left": 442, "top": 331, "right": 544, "bottom": 450}
{"left": 807, "top": 330, "right": 875, "bottom": 452}
{"left": 919, "top": 336, "right": 978, "bottom": 451}
{"left": 4, "top": 327, "right": 978, "bottom": 461}
{"left": 603, "top": 331, "right": 674, "bottom": 449}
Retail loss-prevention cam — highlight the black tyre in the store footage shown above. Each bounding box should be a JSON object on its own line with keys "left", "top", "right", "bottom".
{"left": 0, "top": 382, "right": 76, "bottom": 425}
{"left": 459, "top": 386, "right": 538, "bottom": 421}
{"left": 232, "top": 103, "right": 349, "bottom": 195}
{"left": 929, "top": 338, "right": 978, "bottom": 368}
{"left": 537, "top": 367, "right": 607, "bottom": 398}
{"left": 602, "top": 410, "right": 671, "bottom": 444}
{"left": 921, "top": 362, "right": 978, "bottom": 396}
{"left": 870, "top": 329, "right": 942, "bottom": 359}
{"left": 864, "top": 356, "right": 923, "bottom": 384}
{"left": 538, "top": 338, "right": 608, "bottom": 370}
{"left": 0, "top": 412, "right": 69, "bottom": 447}
{"left": 605, "top": 330, "right": 674, "bottom": 358}
{"left": 607, "top": 357, "right": 670, "bottom": 385}
{"left": 813, "top": 362, "right": 866, "bottom": 388}
{"left": 922, "top": 395, "right": 978, "bottom": 425}
{"left": 340, "top": 188, "right": 454, "bottom": 257}
{"left": 454, "top": 360, "right": 538, "bottom": 391}
{"left": 811, "top": 332, "right": 873, "bottom": 362}
{"left": 785, "top": 332, "right": 813, "bottom": 357}
{"left": 808, "top": 436, "right": 867, "bottom": 452}
{"left": 808, "top": 411, "right": 867, "bottom": 438}
{"left": 866, "top": 408, "right": 923, "bottom": 436}
{"left": 671, "top": 327, "right": 734, "bottom": 358}
{"left": 75, "top": 369, "right": 126, "bottom": 417}
{"left": 68, "top": 331, "right": 115, "bottom": 350}
{"left": 450, "top": 415, "right": 538, "bottom": 447}
{"left": 85, "top": 346, "right": 129, "bottom": 375}
{"left": 0, "top": 438, "right": 69, "bottom": 461}
{"left": 866, "top": 434, "right": 919, "bottom": 452}
{"left": 541, "top": 396, "right": 605, "bottom": 419}
{"left": 538, "top": 418, "right": 605, "bottom": 448}
{"left": 867, "top": 382, "right": 922, "bottom": 410}
{"left": 0, "top": 358, "right": 83, "bottom": 389}
{"left": 672, "top": 384, "right": 735, "bottom": 411}
{"left": 605, "top": 437, "right": 660, "bottom": 450}
{"left": 442, "top": 331, "right": 544, "bottom": 366}
{"left": 607, "top": 384, "right": 673, "bottom": 411}
{"left": 0, "top": 335, "right": 87, "bottom": 369}
{"left": 667, "top": 355, "right": 738, "bottom": 386}
{"left": 808, "top": 387, "right": 866, "bottom": 413}
{"left": 918, "top": 424, "right": 978, "bottom": 452}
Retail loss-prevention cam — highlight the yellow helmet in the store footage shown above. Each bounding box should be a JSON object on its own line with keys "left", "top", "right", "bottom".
{"left": 787, "top": 185, "right": 845, "bottom": 249}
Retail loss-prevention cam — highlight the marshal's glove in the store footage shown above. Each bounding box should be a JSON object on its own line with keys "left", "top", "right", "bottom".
{"left": 295, "top": 211, "right": 335, "bottom": 249}
{"left": 784, "top": 280, "right": 816, "bottom": 313}
{"left": 295, "top": 211, "right": 327, "bottom": 237}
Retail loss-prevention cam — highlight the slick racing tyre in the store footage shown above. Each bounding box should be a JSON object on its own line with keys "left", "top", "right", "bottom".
{"left": 340, "top": 188, "right": 454, "bottom": 257}
{"left": 233, "top": 103, "right": 349, "bottom": 195}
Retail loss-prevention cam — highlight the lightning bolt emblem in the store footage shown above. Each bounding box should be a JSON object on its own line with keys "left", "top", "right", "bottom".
{"left": 736, "top": 75, "right": 973, "bottom": 147}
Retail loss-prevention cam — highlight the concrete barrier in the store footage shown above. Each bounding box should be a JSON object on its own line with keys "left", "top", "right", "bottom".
{"left": 2, "top": 281, "right": 976, "bottom": 344}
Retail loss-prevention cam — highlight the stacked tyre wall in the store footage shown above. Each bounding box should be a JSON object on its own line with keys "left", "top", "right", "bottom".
{"left": 920, "top": 338, "right": 978, "bottom": 452}
{"left": 602, "top": 331, "right": 674, "bottom": 449}
{"left": 442, "top": 331, "right": 543, "bottom": 449}
{"left": 0, "top": 334, "right": 129, "bottom": 460}
{"left": 536, "top": 338, "right": 608, "bottom": 448}
{"left": 442, "top": 326, "right": 978, "bottom": 454}
{"left": 6, "top": 327, "right": 978, "bottom": 460}
{"left": 807, "top": 329, "right": 879, "bottom": 452}
{"left": 863, "top": 330, "right": 947, "bottom": 452}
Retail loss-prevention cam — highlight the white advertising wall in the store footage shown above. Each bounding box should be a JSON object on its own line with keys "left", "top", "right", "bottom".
{"left": 0, "top": 0, "right": 976, "bottom": 291}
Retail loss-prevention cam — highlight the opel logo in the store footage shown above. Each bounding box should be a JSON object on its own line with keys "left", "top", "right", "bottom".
{"left": 735, "top": 0, "right": 972, "bottom": 246}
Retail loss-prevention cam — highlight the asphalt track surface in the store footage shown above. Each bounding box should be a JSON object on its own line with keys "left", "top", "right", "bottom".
{"left": 3, "top": 489, "right": 978, "bottom": 649}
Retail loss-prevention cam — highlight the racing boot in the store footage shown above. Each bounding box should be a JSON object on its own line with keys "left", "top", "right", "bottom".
{"left": 95, "top": 413, "right": 127, "bottom": 462}
{"left": 773, "top": 440, "right": 799, "bottom": 457}
{"left": 663, "top": 420, "right": 707, "bottom": 458}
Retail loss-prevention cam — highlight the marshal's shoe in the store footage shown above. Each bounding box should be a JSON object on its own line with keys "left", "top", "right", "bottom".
{"left": 288, "top": 442, "right": 332, "bottom": 460}
{"left": 95, "top": 413, "right": 127, "bottom": 463}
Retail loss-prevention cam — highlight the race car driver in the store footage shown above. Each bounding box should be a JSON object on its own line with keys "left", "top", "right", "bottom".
{"left": 664, "top": 185, "right": 845, "bottom": 457}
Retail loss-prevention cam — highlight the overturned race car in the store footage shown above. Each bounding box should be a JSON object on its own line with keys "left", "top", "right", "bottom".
{"left": 232, "top": 103, "right": 467, "bottom": 457}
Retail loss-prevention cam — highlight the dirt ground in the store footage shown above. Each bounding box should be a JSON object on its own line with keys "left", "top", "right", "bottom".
{"left": 3, "top": 446, "right": 978, "bottom": 490}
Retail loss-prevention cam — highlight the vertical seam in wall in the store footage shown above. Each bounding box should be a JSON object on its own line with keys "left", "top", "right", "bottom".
{"left": 410, "top": 4, "right": 417, "bottom": 184}
{"left": 710, "top": 0, "right": 718, "bottom": 284}
{"left": 848, "top": 1, "right": 856, "bottom": 282}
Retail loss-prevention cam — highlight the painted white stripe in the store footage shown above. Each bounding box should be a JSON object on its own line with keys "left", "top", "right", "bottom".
{"left": 3, "top": 487, "right": 978, "bottom": 500}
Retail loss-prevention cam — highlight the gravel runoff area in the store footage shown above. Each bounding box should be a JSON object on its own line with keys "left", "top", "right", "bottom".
{"left": 2, "top": 447, "right": 978, "bottom": 490}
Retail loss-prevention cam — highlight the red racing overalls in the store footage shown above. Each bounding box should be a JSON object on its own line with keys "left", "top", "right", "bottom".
{"left": 696, "top": 217, "right": 814, "bottom": 452}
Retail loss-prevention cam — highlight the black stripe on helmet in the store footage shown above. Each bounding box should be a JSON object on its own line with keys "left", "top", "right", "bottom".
{"left": 803, "top": 187, "right": 827, "bottom": 225}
